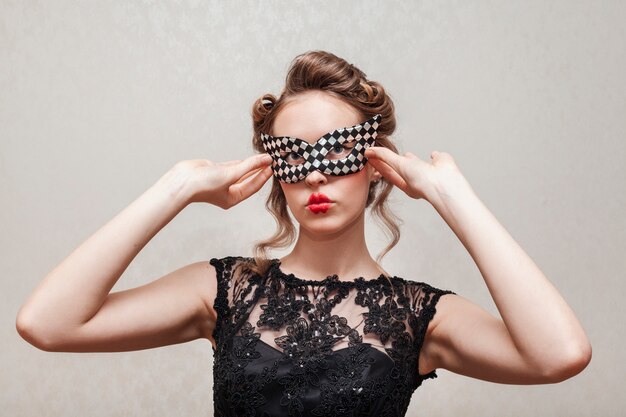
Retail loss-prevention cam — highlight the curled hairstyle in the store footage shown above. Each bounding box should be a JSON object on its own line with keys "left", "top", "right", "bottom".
{"left": 240, "top": 50, "right": 403, "bottom": 281}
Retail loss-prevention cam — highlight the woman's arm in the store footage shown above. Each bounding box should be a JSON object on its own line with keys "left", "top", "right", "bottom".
{"left": 15, "top": 167, "right": 202, "bottom": 351}
{"left": 364, "top": 147, "right": 592, "bottom": 384}
{"left": 421, "top": 174, "right": 592, "bottom": 384}
{"left": 16, "top": 155, "right": 273, "bottom": 352}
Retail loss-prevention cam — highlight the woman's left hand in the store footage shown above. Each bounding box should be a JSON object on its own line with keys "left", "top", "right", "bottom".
{"left": 364, "top": 147, "right": 471, "bottom": 202}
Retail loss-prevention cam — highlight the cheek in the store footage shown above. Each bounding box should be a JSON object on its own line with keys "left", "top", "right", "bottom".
{"left": 336, "top": 171, "right": 371, "bottom": 201}
{"left": 279, "top": 184, "right": 301, "bottom": 208}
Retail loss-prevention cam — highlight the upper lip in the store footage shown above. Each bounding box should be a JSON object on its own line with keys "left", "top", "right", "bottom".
{"left": 307, "top": 193, "right": 332, "bottom": 205}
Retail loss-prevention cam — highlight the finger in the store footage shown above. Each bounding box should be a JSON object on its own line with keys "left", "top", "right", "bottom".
{"left": 229, "top": 165, "right": 273, "bottom": 203}
{"left": 367, "top": 158, "right": 409, "bottom": 192}
{"left": 365, "top": 147, "right": 404, "bottom": 170}
{"left": 227, "top": 154, "right": 273, "bottom": 183}
{"left": 431, "top": 150, "right": 452, "bottom": 163}
{"left": 220, "top": 160, "right": 242, "bottom": 166}
{"left": 234, "top": 165, "right": 265, "bottom": 185}
{"left": 403, "top": 151, "right": 430, "bottom": 168}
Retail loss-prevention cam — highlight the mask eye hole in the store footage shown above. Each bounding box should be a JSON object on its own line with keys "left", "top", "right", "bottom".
{"left": 279, "top": 142, "right": 355, "bottom": 165}
{"left": 282, "top": 151, "right": 304, "bottom": 164}
{"left": 328, "top": 143, "right": 354, "bottom": 159}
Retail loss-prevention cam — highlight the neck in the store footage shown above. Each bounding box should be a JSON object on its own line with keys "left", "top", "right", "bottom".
{"left": 280, "top": 211, "right": 387, "bottom": 280}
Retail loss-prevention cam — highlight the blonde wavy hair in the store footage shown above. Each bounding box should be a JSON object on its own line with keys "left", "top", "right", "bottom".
{"left": 240, "top": 50, "right": 403, "bottom": 280}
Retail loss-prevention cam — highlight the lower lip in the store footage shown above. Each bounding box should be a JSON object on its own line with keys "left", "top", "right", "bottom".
{"left": 307, "top": 202, "right": 333, "bottom": 214}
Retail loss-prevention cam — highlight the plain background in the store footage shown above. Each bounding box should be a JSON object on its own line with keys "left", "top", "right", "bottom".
{"left": 2, "top": 1, "right": 625, "bottom": 416}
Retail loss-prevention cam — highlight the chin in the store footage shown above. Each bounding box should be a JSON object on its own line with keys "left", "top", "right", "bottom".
{"left": 300, "top": 222, "right": 344, "bottom": 236}
{"left": 295, "top": 208, "right": 363, "bottom": 236}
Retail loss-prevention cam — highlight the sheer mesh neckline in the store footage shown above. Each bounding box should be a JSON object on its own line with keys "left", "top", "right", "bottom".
{"left": 209, "top": 255, "right": 457, "bottom": 416}
{"left": 269, "top": 257, "right": 393, "bottom": 286}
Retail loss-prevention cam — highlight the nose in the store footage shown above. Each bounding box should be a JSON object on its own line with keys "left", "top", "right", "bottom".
{"left": 304, "top": 168, "right": 328, "bottom": 186}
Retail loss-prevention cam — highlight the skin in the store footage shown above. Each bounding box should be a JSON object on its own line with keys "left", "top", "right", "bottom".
{"left": 16, "top": 89, "right": 591, "bottom": 389}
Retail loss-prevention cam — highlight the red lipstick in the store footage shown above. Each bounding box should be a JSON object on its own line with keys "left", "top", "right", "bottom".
{"left": 307, "top": 193, "right": 333, "bottom": 214}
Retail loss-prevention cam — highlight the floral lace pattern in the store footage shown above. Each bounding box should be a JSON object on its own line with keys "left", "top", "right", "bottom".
{"left": 209, "top": 256, "right": 456, "bottom": 417}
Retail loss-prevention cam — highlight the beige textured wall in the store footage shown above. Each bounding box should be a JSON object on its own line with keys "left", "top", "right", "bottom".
{"left": 3, "top": 1, "right": 624, "bottom": 416}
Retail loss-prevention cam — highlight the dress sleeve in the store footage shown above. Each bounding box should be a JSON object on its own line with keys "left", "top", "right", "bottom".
{"left": 209, "top": 256, "right": 237, "bottom": 346}
{"left": 209, "top": 256, "right": 257, "bottom": 347}
{"left": 406, "top": 281, "right": 457, "bottom": 384}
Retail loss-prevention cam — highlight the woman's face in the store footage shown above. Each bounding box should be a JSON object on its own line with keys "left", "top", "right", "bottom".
{"left": 272, "top": 90, "right": 382, "bottom": 236}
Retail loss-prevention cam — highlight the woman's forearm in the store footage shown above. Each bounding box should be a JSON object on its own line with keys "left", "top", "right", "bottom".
{"left": 16, "top": 169, "right": 192, "bottom": 343}
{"left": 427, "top": 178, "right": 591, "bottom": 370}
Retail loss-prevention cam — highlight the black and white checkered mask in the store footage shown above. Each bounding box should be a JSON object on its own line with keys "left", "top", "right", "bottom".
{"left": 260, "top": 114, "right": 382, "bottom": 183}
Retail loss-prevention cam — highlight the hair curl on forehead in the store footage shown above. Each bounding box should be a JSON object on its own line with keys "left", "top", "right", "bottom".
{"left": 244, "top": 50, "right": 403, "bottom": 282}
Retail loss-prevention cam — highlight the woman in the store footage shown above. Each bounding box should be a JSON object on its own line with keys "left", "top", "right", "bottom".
{"left": 16, "top": 51, "right": 591, "bottom": 417}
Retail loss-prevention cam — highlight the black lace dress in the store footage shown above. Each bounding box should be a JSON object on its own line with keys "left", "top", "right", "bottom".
{"left": 209, "top": 256, "right": 456, "bottom": 417}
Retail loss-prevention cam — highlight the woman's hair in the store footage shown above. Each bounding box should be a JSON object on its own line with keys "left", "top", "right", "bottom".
{"left": 240, "top": 50, "right": 402, "bottom": 280}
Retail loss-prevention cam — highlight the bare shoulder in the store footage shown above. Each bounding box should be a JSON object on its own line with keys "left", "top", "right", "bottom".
{"left": 196, "top": 260, "right": 219, "bottom": 346}
{"left": 426, "top": 291, "right": 460, "bottom": 332}
{"left": 196, "top": 260, "right": 218, "bottom": 318}
{"left": 415, "top": 288, "right": 461, "bottom": 375}
{"left": 420, "top": 292, "right": 489, "bottom": 374}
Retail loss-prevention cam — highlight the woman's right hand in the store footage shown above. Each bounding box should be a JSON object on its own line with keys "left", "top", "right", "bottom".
{"left": 170, "top": 154, "right": 275, "bottom": 209}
